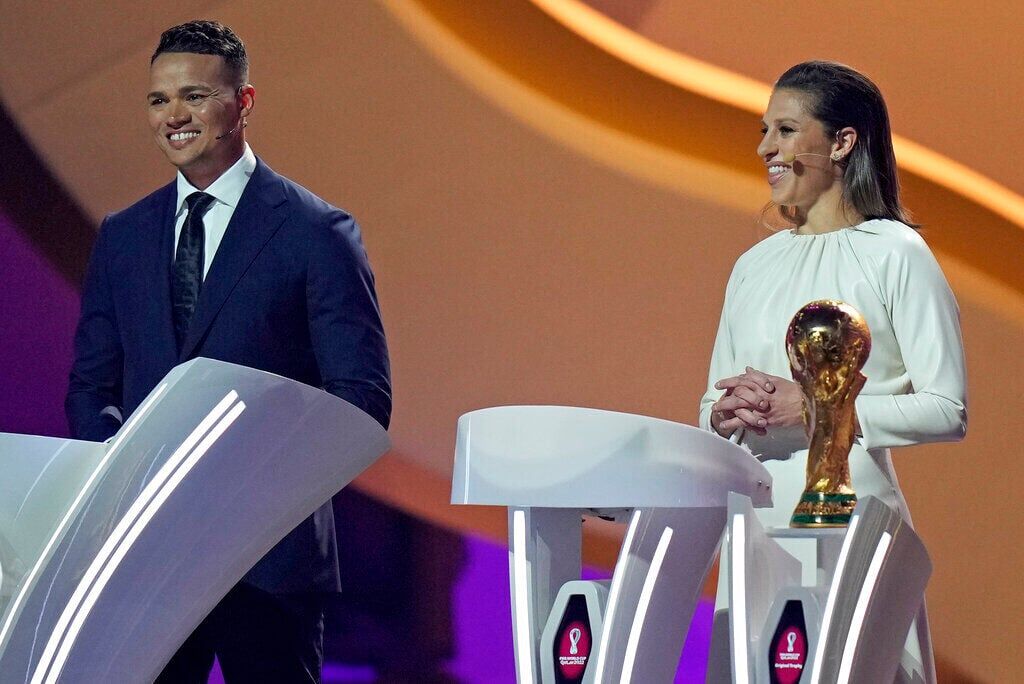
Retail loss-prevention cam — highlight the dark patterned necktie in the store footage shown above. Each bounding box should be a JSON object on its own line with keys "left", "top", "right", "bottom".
{"left": 171, "top": 191, "right": 215, "bottom": 351}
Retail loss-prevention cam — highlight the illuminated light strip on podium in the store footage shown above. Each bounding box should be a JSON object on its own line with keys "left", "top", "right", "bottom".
{"left": 730, "top": 514, "right": 750, "bottom": 684}
{"left": 809, "top": 515, "right": 861, "bottom": 684}
{"left": 621, "top": 525, "right": 673, "bottom": 684}
{"left": 0, "top": 383, "right": 168, "bottom": 654}
{"left": 592, "top": 508, "right": 642, "bottom": 684}
{"left": 33, "top": 392, "right": 247, "bottom": 684}
{"left": 511, "top": 509, "right": 535, "bottom": 684}
{"left": 836, "top": 531, "right": 893, "bottom": 684}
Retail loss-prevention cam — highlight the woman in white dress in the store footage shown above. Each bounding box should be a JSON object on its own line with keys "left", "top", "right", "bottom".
{"left": 699, "top": 61, "right": 967, "bottom": 682}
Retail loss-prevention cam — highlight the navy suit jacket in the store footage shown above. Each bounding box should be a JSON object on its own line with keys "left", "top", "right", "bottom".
{"left": 66, "top": 158, "right": 391, "bottom": 594}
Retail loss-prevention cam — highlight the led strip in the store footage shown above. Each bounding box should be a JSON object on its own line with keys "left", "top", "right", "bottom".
{"left": 33, "top": 392, "right": 246, "bottom": 683}
{"left": 621, "top": 525, "right": 674, "bottom": 684}
{"left": 809, "top": 515, "right": 861, "bottom": 683}
{"left": 836, "top": 531, "right": 893, "bottom": 683}
{"left": 511, "top": 509, "right": 535, "bottom": 684}
{"left": 593, "top": 508, "right": 643, "bottom": 684}
{"left": 0, "top": 383, "right": 168, "bottom": 654}
{"left": 730, "top": 514, "right": 750, "bottom": 684}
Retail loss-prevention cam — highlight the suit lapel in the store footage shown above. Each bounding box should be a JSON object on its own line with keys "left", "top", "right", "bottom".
{"left": 179, "top": 160, "right": 288, "bottom": 360}
{"left": 140, "top": 183, "right": 180, "bottom": 370}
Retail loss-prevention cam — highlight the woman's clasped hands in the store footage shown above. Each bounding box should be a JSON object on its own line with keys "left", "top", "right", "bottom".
{"left": 710, "top": 366, "right": 805, "bottom": 437}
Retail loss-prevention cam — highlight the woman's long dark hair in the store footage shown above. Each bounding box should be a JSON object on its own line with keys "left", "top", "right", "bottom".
{"left": 775, "top": 60, "right": 913, "bottom": 225}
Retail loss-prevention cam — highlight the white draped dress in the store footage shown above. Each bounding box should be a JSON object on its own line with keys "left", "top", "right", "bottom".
{"left": 699, "top": 219, "right": 967, "bottom": 683}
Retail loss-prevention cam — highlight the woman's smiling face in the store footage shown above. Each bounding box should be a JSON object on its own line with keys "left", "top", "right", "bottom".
{"left": 757, "top": 88, "right": 840, "bottom": 213}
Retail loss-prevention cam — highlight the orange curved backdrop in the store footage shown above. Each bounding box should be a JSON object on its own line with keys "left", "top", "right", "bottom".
{"left": 1, "top": 2, "right": 1020, "bottom": 679}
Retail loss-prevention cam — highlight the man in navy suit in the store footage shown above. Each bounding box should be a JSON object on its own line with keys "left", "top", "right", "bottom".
{"left": 65, "top": 20, "right": 391, "bottom": 682}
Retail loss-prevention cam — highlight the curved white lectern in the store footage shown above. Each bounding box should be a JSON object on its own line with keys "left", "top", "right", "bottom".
{"left": 452, "top": 406, "right": 773, "bottom": 684}
{"left": 0, "top": 358, "right": 390, "bottom": 684}
{"left": 722, "top": 493, "right": 932, "bottom": 683}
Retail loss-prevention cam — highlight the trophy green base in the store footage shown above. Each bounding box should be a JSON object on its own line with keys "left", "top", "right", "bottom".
{"left": 790, "top": 491, "right": 857, "bottom": 528}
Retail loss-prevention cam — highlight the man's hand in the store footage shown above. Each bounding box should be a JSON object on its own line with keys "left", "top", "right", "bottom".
{"left": 711, "top": 366, "right": 805, "bottom": 436}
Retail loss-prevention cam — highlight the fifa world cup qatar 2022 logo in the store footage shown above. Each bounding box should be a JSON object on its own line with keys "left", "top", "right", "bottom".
{"left": 772, "top": 627, "right": 807, "bottom": 683}
{"left": 557, "top": 620, "right": 591, "bottom": 680}
{"left": 769, "top": 600, "right": 809, "bottom": 684}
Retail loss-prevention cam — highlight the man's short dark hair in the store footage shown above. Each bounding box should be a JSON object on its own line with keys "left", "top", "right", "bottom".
{"left": 152, "top": 20, "right": 249, "bottom": 86}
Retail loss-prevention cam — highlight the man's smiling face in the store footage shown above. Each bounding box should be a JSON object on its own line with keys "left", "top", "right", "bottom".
{"left": 147, "top": 52, "right": 250, "bottom": 187}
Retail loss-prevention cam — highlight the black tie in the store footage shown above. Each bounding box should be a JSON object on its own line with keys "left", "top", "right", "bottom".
{"left": 171, "top": 191, "right": 215, "bottom": 351}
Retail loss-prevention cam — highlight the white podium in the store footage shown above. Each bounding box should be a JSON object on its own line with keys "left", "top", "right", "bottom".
{"left": 718, "top": 493, "right": 932, "bottom": 684}
{"left": 451, "top": 406, "right": 773, "bottom": 684}
{"left": 0, "top": 358, "right": 390, "bottom": 684}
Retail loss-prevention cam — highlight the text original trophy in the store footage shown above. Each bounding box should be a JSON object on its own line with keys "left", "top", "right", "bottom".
{"left": 786, "top": 299, "right": 871, "bottom": 527}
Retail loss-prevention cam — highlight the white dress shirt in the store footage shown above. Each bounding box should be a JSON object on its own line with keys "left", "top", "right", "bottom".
{"left": 100, "top": 146, "right": 257, "bottom": 430}
{"left": 173, "top": 143, "right": 257, "bottom": 277}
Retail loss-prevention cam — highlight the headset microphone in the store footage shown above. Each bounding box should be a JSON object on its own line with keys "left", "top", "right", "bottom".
{"left": 215, "top": 120, "right": 247, "bottom": 141}
{"left": 782, "top": 152, "right": 842, "bottom": 163}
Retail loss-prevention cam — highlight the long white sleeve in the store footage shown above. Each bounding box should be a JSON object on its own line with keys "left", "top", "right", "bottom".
{"left": 854, "top": 233, "right": 967, "bottom": 449}
{"left": 699, "top": 268, "right": 741, "bottom": 433}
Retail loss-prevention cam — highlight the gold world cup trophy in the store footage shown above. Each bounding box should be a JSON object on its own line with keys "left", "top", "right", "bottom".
{"left": 786, "top": 300, "right": 872, "bottom": 527}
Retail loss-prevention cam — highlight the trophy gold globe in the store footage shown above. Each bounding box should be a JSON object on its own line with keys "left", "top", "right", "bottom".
{"left": 786, "top": 300, "right": 871, "bottom": 527}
